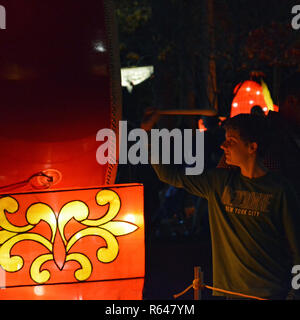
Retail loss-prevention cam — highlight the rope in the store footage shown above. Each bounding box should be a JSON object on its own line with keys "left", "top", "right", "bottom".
{"left": 203, "top": 284, "right": 268, "bottom": 300}
{"left": 174, "top": 281, "right": 268, "bottom": 300}
{"left": 173, "top": 284, "right": 193, "bottom": 299}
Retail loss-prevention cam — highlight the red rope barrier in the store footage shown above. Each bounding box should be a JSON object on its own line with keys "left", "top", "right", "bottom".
{"left": 173, "top": 279, "right": 269, "bottom": 300}
{"left": 203, "top": 284, "right": 268, "bottom": 300}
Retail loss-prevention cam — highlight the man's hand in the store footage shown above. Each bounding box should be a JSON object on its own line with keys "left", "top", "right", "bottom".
{"left": 141, "top": 108, "right": 160, "bottom": 131}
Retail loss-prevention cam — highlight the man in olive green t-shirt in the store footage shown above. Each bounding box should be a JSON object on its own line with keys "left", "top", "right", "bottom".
{"left": 142, "top": 112, "right": 300, "bottom": 300}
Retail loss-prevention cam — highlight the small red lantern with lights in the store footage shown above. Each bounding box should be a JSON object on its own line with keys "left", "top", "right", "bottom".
{"left": 230, "top": 80, "right": 279, "bottom": 117}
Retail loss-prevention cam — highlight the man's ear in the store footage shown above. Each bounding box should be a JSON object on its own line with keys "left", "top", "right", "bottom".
{"left": 249, "top": 142, "right": 258, "bottom": 155}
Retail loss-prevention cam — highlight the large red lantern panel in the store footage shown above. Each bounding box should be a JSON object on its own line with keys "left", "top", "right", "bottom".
{"left": 0, "top": 184, "right": 145, "bottom": 299}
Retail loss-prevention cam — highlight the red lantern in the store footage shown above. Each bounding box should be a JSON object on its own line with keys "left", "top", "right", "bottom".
{"left": 0, "top": 184, "right": 145, "bottom": 299}
{"left": 0, "top": 0, "right": 121, "bottom": 192}
{"left": 0, "top": 0, "right": 145, "bottom": 300}
{"left": 230, "top": 80, "right": 278, "bottom": 118}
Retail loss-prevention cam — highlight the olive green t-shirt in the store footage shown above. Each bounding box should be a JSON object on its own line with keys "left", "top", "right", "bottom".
{"left": 152, "top": 164, "right": 300, "bottom": 299}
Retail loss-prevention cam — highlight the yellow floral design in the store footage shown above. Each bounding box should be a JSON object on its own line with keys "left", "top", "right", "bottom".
{"left": 0, "top": 189, "right": 138, "bottom": 284}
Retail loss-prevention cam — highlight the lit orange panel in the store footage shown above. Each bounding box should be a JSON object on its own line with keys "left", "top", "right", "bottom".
{"left": 0, "top": 184, "right": 144, "bottom": 299}
{"left": 230, "top": 80, "right": 278, "bottom": 117}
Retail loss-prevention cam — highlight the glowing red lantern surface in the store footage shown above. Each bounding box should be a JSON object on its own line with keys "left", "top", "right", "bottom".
{"left": 230, "top": 80, "right": 278, "bottom": 117}
{"left": 0, "top": 184, "right": 144, "bottom": 299}
{"left": 0, "top": 1, "right": 145, "bottom": 300}
{"left": 0, "top": 0, "right": 121, "bottom": 192}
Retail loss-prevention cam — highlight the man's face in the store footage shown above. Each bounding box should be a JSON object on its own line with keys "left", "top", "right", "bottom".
{"left": 220, "top": 129, "right": 254, "bottom": 167}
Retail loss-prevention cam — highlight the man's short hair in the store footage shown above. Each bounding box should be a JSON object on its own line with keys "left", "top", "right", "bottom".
{"left": 223, "top": 113, "right": 269, "bottom": 158}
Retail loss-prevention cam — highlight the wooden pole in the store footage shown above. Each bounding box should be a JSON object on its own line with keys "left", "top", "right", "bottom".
{"left": 207, "top": 0, "right": 218, "bottom": 112}
{"left": 158, "top": 109, "right": 217, "bottom": 116}
{"left": 194, "top": 266, "right": 204, "bottom": 300}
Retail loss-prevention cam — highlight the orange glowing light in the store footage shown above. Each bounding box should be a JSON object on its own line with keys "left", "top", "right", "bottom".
{"left": 230, "top": 80, "right": 278, "bottom": 117}
{"left": 0, "top": 184, "right": 144, "bottom": 299}
{"left": 198, "top": 119, "right": 208, "bottom": 132}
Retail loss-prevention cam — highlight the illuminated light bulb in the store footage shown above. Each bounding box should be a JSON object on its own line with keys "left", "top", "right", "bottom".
{"left": 263, "top": 107, "right": 268, "bottom": 111}
{"left": 94, "top": 41, "right": 106, "bottom": 52}
{"left": 34, "top": 286, "right": 44, "bottom": 296}
{"left": 256, "top": 91, "right": 260, "bottom": 95}
{"left": 246, "top": 87, "right": 251, "bottom": 92}
{"left": 249, "top": 100, "right": 254, "bottom": 104}
{"left": 232, "top": 102, "right": 238, "bottom": 108}
{"left": 121, "top": 66, "right": 154, "bottom": 93}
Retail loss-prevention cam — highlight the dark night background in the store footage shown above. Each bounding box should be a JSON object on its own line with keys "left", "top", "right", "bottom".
{"left": 114, "top": 0, "right": 300, "bottom": 300}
